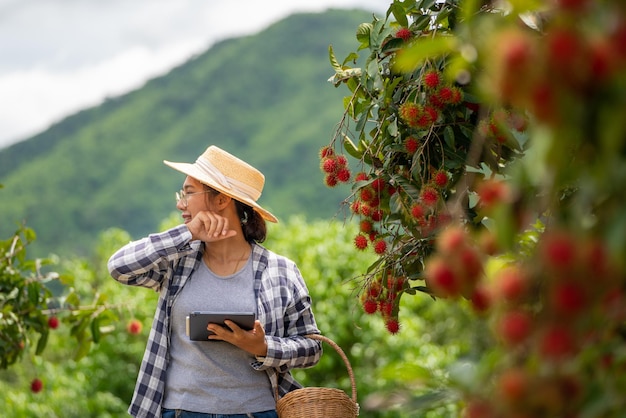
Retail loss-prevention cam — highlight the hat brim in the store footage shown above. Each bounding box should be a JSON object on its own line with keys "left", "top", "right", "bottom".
{"left": 163, "top": 160, "right": 278, "bottom": 223}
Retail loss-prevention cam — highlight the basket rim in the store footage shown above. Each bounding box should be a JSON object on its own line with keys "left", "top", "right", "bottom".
{"left": 276, "top": 334, "right": 357, "bottom": 404}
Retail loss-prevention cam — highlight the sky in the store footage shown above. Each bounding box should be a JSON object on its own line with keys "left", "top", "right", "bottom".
{"left": 0, "top": 0, "right": 388, "bottom": 149}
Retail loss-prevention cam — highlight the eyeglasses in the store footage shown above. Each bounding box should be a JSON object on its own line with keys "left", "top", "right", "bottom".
{"left": 175, "top": 189, "right": 212, "bottom": 208}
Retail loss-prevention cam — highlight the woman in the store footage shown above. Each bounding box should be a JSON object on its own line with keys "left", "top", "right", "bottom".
{"left": 108, "top": 145, "right": 322, "bottom": 418}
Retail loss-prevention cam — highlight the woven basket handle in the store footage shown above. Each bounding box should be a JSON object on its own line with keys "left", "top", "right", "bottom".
{"left": 305, "top": 334, "right": 358, "bottom": 403}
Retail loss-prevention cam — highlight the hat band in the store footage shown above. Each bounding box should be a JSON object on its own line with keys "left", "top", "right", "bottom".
{"left": 195, "top": 157, "right": 261, "bottom": 201}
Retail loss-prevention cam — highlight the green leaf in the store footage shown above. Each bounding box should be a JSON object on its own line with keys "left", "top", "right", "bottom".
{"left": 390, "top": 3, "right": 409, "bottom": 28}
{"left": 74, "top": 339, "right": 92, "bottom": 361}
{"left": 343, "top": 135, "right": 363, "bottom": 160}
{"left": 444, "top": 126, "right": 455, "bottom": 149}
{"left": 356, "top": 23, "right": 373, "bottom": 50}
{"left": 35, "top": 329, "right": 49, "bottom": 355}
{"left": 394, "top": 36, "right": 458, "bottom": 73}
{"left": 328, "top": 44, "right": 342, "bottom": 73}
{"left": 90, "top": 317, "right": 101, "bottom": 344}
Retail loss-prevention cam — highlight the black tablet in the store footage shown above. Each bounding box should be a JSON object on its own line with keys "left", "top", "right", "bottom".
{"left": 185, "top": 311, "right": 256, "bottom": 341}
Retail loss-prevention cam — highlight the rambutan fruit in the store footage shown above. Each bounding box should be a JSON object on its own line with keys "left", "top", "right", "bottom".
{"left": 371, "top": 209, "right": 384, "bottom": 222}
{"left": 386, "top": 318, "right": 401, "bottom": 334}
{"left": 425, "top": 257, "right": 460, "bottom": 298}
{"left": 336, "top": 167, "right": 351, "bottom": 183}
{"left": 498, "top": 367, "right": 529, "bottom": 404}
{"left": 411, "top": 203, "right": 426, "bottom": 219}
{"left": 363, "top": 299, "right": 378, "bottom": 314}
{"left": 433, "top": 170, "right": 449, "bottom": 188}
{"left": 497, "top": 310, "right": 532, "bottom": 346}
{"left": 550, "top": 281, "right": 587, "bottom": 316}
{"left": 423, "top": 69, "right": 441, "bottom": 89}
{"left": 399, "top": 102, "right": 421, "bottom": 124}
{"left": 360, "top": 219, "right": 373, "bottom": 234}
{"left": 373, "top": 239, "right": 387, "bottom": 255}
{"left": 539, "top": 326, "right": 576, "bottom": 360}
{"left": 540, "top": 231, "right": 576, "bottom": 271}
{"left": 470, "top": 286, "right": 492, "bottom": 314}
{"left": 404, "top": 136, "right": 420, "bottom": 154}
{"left": 354, "top": 171, "right": 369, "bottom": 182}
{"left": 437, "top": 226, "right": 466, "bottom": 253}
{"left": 324, "top": 174, "right": 338, "bottom": 188}
{"left": 371, "top": 177, "right": 386, "bottom": 193}
{"left": 321, "top": 157, "right": 338, "bottom": 174}
{"left": 319, "top": 146, "right": 334, "bottom": 159}
{"left": 360, "top": 187, "right": 374, "bottom": 202}
{"left": 395, "top": 27, "right": 412, "bottom": 41}
{"left": 495, "top": 266, "right": 528, "bottom": 303}
{"left": 420, "top": 186, "right": 439, "bottom": 207}
{"left": 354, "top": 234, "right": 368, "bottom": 250}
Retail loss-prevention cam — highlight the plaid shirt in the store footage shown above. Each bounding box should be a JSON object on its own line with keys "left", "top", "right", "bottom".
{"left": 108, "top": 225, "right": 321, "bottom": 418}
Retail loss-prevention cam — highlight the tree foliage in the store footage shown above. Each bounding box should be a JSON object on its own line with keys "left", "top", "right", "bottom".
{"left": 324, "top": 0, "right": 626, "bottom": 415}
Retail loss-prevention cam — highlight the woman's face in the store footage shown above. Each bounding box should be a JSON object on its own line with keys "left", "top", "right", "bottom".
{"left": 177, "top": 176, "right": 216, "bottom": 224}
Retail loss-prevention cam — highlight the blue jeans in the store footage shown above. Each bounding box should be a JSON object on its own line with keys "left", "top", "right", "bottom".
{"left": 161, "top": 409, "right": 277, "bottom": 418}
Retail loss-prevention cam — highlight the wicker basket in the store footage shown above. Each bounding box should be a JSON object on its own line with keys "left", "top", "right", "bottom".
{"left": 276, "top": 334, "right": 359, "bottom": 418}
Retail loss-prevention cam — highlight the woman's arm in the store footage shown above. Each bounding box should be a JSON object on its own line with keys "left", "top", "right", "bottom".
{"left": 107, "top": 224, "right": 195, "bottom": 291}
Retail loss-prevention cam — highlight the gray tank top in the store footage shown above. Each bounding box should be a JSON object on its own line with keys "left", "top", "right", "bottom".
{"left": 163, "top": 256, "right": 275, "bottom": 414}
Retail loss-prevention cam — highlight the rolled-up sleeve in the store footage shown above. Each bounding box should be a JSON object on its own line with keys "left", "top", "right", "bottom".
{"left": 107, "top": 225, "right": 195, "bottom": 291}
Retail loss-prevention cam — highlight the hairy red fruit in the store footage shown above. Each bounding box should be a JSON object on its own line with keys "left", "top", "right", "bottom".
{"left": 360, "top": 219, "right": 373, "bottom": 234}
{"left": 434, "top": 170, "right": 448, "bottom": 187}
{"left": 540, "top": 326, "right": 575, "bottom": 360}
{"left": 350, "top": 200, "right": 361, "bottom": 214}
{"left": 30, "top": 378, "right": 43, "bottom": 393}
{"left": 495, "top": 266, "right": 528, "bottom": 303}
{"left": 404, "top": 136, "right": 420, "bottom": 154}
{"left": 476, "top": 179, "right": 509, "bottom": 208}
{"left": 367, "top": 281, "right": 382, "bottom": 298}
{"left": 363, "top": 299, "right": 378, "bottom": 314}
{"left": 470, "top": 286, "right": 492, "bottom": 314}
{"left": 336, "top": 167, "right": 351, "bottom": 183}
{"left": 127, "top": 319, "right": 143, "bottom": 335}
{"left": 411, "top": 203, "right": 425, "bottom": 220}
{"left": 380, "top": 300, "right": 394, "bottom": 317}
{"left": 437, "top": 226, "right": 466, "bottom": 254}
{"left": 460, "top": 247, "right": 483, "bottom": 282}
{"left": 550, "top": 282, "right": 587, "bottom": 316}
{"left": 423, "top": 70, "right": 441, "bottom": 89}
{"left": 48, "top": 316, "right": 59, "bottom": 330}
{"left": 499, "top": 367, "right": 529, "bottom": 404}
{"left": 425, "top": 257, "right": 460, "bottom": 298}
{"left": 321, "top": 157, "right": 338, "bottom": 174}
{"left": 354, "top": 172, "right": 369, "bottom": 182}
{"left": 463, "top": 399, "right": 495, "bottom": 418}
{"left": 498, "top": 310, "right": 532, "bottom": 346}
{"left": 324, "top": 174, "right": 338, "bottom": 188}
{"left": 360, "top": 187, "right": 374, "bottom": 202}
{"left": 373, "top": 239, "right": 387, "bottom": 255}
{"left": 555, "top": 0, "right": 590, "bottom": 13}
{"left": 385, "top": 318, "right": 401, "bottom": 334}
{"left": 319, "top": 146, "right": 334, "bottom": 159}
{"left": 541, "top": 232, "right": 576, "bottom": 270}
{"left": 371, "top": 177, "right": 386, "bottom": 193}
{"left": 354, "top": 234, "right": 368, "bottom": 250}
{"left": 395, "top": 27, "right": 412, "bottom": 41}
{"left": 371, "top": 209, "right": 384, "bottom": 222}
{"left": 420, "top": 186, "right": 439, "bottom": 207}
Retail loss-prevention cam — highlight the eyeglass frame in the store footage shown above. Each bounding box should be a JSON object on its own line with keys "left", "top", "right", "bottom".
{"left": 175, "top": 189, "right": 214, "bottom": 208}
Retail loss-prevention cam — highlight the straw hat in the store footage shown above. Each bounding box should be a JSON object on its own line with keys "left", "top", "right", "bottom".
{"left": 164, "top": 146, "right": 278, "bottom": 223}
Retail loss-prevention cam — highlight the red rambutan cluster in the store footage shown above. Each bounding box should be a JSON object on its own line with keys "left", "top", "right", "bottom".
{"left": 320, "top": 147, "right": 351, "bottom": 187}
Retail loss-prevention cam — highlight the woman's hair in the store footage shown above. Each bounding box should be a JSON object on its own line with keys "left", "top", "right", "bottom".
{"left": 235, "top": 201, "right": 267, "bottom": 243}
{"left": 202, "top": 184, "right": 267, "bottom": 243}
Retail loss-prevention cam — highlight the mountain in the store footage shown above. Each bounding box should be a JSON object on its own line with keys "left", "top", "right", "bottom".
{"left": 0, "top": 9, "right": 373, "bottom": 257}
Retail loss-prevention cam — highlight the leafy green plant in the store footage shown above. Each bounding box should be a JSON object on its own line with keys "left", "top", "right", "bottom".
{"left": 324, "top": 0, "right": 626, "bottom": 415}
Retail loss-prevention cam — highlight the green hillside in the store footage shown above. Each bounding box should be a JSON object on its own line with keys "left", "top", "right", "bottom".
{"left": 0, "top": 9, "right": 372, "bottom": 257}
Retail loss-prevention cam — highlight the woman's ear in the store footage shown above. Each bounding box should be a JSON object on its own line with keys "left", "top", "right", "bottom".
{"left": 216, "top": 193, "right": 232, "bottom": 209}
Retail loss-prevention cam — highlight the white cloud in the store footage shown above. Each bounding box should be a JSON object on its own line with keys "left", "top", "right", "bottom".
{"left": 0, "top": 0, "right": 389, "bottom": 148}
